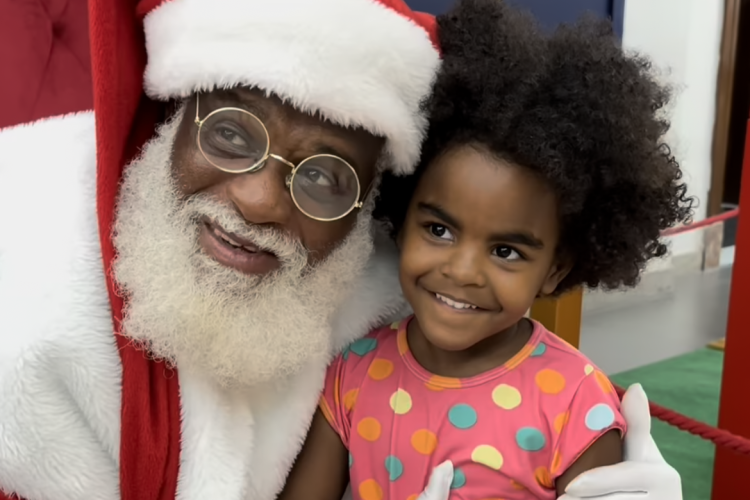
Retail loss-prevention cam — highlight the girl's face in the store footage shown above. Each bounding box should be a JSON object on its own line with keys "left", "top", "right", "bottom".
{"left": 399, "top": 144, "right": 570, "bottom": 352}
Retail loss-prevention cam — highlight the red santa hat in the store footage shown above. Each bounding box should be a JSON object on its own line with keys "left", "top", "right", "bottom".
{"left": 88, "top": 1, "right": 439, "bottom": 500}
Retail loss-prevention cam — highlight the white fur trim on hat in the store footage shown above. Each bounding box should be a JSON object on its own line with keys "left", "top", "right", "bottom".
{"left": 142, "top": 0, "right": 441, "bottom": 175}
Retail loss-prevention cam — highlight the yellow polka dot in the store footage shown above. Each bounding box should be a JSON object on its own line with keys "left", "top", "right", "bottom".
{"left": 359, "top": 479, "right": 383, "bottom": 500}
{"left": 551, "top": 450, "right": 563, "bottom": 474}
{"left": 411, "top": 429, "right": 438, "bottom": 455}
{"left": 535, "top": 466, "right": 554, "bottom": 489}
{"left": 390, "top": 321, "right": 400, "bottom": 330}
{"left": 471, "top": 444, "right": 504, "bottom": 470}
{"left": 368, "top": 359, "right": 394, "bottom": 380}
{"left": 595, "top": 370, "right": 614, "bottom": 394}
{"left": 343, "top": 389, "right": 359, "bottom": 411}
{"left": 389, "top": 389, "right": 413, "bottom": 415}
{"left": 584, "top": 363, "right": 594, "bottom": 375}
{"left": 492, "top": 384, "right": 522, "bottom": 410}
{"left": 357, "top": 417, "right": 381, "bottom": 442}
{"left": 535, "top": 369, "right": 566, "bottom": 395}
{"left": 554, "top": 411, "right": 570, "bottom": 434}
{"left": 425, "top": 375, "right": 462, "bottom": 391}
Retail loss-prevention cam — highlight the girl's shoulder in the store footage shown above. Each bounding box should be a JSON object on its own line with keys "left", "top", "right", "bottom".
{"left": 526, "top": 320, "right": 612, "bottom": 389}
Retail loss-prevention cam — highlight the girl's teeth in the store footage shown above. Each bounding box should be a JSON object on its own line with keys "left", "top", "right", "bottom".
{"left": 435, "top": 293, "right": 477, "bottom": 310}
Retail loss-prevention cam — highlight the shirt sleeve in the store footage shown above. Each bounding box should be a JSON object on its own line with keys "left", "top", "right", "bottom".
{"left": 551, "top": 369, "right": 627, "bottom": 480}
{"left": 319, "top": 352, "right": 356, "bottom": 448}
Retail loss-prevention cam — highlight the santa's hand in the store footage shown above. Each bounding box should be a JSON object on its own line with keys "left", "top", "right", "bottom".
{"left": 416, "top": 460, "right": 454, "bottom": 500}
{"left": 559, "top": 384, "right": 682, "bottom": 500}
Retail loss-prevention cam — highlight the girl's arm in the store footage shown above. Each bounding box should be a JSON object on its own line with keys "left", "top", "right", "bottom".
{"left": 277, "top": 408, "right": 350, "bottom": 500}
{"left": 555, "top": 429, "right": 623, "bottom": 497}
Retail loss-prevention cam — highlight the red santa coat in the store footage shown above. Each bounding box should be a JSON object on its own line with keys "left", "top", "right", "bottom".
{"left": 0, "top": 0, "right": 439, "bottom": 499}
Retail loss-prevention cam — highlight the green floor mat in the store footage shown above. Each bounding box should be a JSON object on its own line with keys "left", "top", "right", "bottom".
{"left": 611, "top": 349, "right": 724, "bottom": 500}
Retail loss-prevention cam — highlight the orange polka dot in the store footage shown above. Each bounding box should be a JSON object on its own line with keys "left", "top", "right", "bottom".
{"left": 368, "top": 359, "right": 394, "bottom": 380}
{"left": 397, "top": 331, "right": 409, "bottom": 355}
{"left": 411, "top": 429, "right": 438, "bottom": 455}
{"left": 343, "top": 389, "right": 359, "bottom": 411}
{"left": 551, "top": 450, "right": 563, "bottom": 474}
{"left": 553, "top": 411, "right": 570, "bottom": 434}
{"left": 535, "top": 369, "right": 566, "bottom": 395}
{"left": 424, "top": 375, "right": 462, "bottom": 391}
{"left": 357, "top": 417, "right": 381, "bottom": 442}
{"left": 406, "top": 495, "right": 419, "bottom": 500}
{"left": 535, "top": 466, "right": 554, "bottom": 489}
{"left": 358, "top": 479, "right": 383, "bottom": 500}
{"left": 510, "top": 479, "right": 527, "bottom": 490}
{"left": 595, "top": 370, "right": 614, "bottom": 394}
{"left": 334, "top": 377, "right": 341, "bottom": 402}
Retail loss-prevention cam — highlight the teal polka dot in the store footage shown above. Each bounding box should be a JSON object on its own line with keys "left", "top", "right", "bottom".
{"left": 349, "top": 453, "right": 353, "bottom": 468}
{"left": 448, "top": 404, "right": 478, "bottom": 429}
{"left": 349, "top": 338, "right": 378, "bottom": 356}
{"left": 451, "top": 467, "right": 466, "bottom": 489}
{"left": 516, "top": 427, "right": 546, "bottom": 451}
{"left": 531, "top": 343, "right": 547, "bottom": 357}
{"left": 384, "top": 455, "right": 403, "bottom": 481}
{"left": 342, "top": 347, "right": 351, "bottom": 360}
{"left": 585, "top": 404, "right": 616, "bottom": 431}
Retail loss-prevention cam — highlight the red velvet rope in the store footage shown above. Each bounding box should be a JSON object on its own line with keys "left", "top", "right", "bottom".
{"left": 613, "top": 384, "right": 750, "bottom": 456}
{"left": 661, "top": 208, "right": 739, "bottom": 237}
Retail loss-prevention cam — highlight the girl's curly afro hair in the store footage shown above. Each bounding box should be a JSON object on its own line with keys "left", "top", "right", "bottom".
{"left": 374, "top": 0, "right": 695, "bottom": 294}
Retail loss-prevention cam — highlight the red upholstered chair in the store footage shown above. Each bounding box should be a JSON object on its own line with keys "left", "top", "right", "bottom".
{"left": 0, "top": 0, "right": 92, "bottom": 129}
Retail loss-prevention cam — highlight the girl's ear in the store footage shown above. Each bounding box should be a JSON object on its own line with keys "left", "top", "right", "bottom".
{"left": 538, "top": 258, "right": 573, "bottom": 297}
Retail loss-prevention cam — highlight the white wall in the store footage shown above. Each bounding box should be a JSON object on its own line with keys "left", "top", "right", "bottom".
{"left": 622, "top": 0, "right": 724, "bottom": 259}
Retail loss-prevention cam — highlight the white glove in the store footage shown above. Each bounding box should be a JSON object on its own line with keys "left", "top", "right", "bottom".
{"left": 560, "top": 383, "right": 682, "bottom": 500}
{"left": 417, "top": 460, "right": 454, "bottom": 500}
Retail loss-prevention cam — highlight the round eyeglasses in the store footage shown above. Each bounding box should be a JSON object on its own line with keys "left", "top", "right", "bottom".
{"left": 194, "top": 94, "right": 366, "bottom": 222}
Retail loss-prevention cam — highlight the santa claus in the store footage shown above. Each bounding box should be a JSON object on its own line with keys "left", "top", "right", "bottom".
{"left": 0, "top": 0, "right": 681, "bottom": 499}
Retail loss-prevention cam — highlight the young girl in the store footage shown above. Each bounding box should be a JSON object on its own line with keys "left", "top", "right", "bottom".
{"left": 278, "top": 0, "right": 693, "bottom": 499}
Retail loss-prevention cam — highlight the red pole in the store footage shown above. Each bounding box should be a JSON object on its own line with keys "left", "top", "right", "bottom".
{"left": 712, "top": 117, "right": 750, "bottom": 500}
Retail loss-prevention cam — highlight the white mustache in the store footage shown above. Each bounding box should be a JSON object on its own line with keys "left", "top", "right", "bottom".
{"left": 182, "top": 194, "right": 308, "bottom": 263}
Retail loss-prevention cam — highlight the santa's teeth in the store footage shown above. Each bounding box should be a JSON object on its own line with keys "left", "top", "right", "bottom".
{"left": 435, "top": 293, "right": 477, "bottom": 310}
{"left": 217, "top": 231, "right": 242, "bottom": 248}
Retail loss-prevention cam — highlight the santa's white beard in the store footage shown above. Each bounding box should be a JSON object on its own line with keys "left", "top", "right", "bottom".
{"left": 113, "top": 108, "right": 375, "bottom": 388}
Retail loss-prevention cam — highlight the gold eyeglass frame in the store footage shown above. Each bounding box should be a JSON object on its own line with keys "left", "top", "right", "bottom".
{"left": 194, "top": 93, "right": 365, "bottom": 222}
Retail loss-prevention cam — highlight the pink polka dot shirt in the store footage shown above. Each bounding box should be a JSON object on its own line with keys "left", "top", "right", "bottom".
{"left": 319, "top": 316, "right": 626, "bottom": 500}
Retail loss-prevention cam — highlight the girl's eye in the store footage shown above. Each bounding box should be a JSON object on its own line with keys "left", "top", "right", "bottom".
{"left": 494, "top": 246, "right": 522, "bottom": 261}
{"left": 429, "top": 224, "right": 454, "bottom": 241}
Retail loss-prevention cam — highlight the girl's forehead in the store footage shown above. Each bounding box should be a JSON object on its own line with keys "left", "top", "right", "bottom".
{"left": 417, "top": 145, "right": 559, "bottom": 235}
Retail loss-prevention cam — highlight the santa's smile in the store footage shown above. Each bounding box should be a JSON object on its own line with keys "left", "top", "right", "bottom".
{"left": 198, "top": 218, "right": 280, "bottom": 275}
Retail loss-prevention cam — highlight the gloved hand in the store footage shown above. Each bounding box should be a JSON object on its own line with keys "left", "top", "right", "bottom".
{"left": 560, "top": 383, "right": 682, "bottom": 500}
{"left": 417, "top": 460, "right": 454, "bottom": 500}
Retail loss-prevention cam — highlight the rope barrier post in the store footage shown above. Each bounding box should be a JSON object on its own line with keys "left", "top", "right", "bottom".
{"left": 530, "top": 288, "right": 583, "bottom": 349}
{"left": 712, "top": 118, "right": 750, "bottom": 500}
